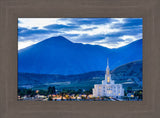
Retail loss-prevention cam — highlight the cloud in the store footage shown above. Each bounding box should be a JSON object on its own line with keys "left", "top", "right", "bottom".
{"left": 18, "top": 18, "right": 143, "bottom": 50}
{"left": 65, "top": 19, "right": 124, "bottom": 36}
{"left": 18, "top": 27, "right": 59, "bottom": 38}
{"left": 119, "top": 33, "right": 142, "bottom": 43}
{"left": 18, "top": 40, "right": 38, "bottom": 50}
{"left": 81, "top": 33, "right": 142, "bottom": 49}
{"left": 81, "top": 37, "right": 123, "bottom": 49}
{"left": 44, "top": 24, "right": 80, "bottom": 30}
{"left": 68, "top": 18, "right": 111, "bottom": 25}
{"left": 18, "top": 18, "right": 71, "bottom": 29}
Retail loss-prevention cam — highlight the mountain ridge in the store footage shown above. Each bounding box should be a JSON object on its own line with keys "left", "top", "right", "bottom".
{"left": 18, "top": 36, "right": 142, "bottom": 75}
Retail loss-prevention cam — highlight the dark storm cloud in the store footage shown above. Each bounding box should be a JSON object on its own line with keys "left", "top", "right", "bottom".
{"left": 18, "top": 27, "right": 60, "bottom": 40}
{"left": 68, "top": 18, "right": 112, "bottom": 25}
{"left": 44, "top": 24, "right": 80, "bottom": 30}
{"left": 77, "top": 34, "right": 106, "bottom": 42}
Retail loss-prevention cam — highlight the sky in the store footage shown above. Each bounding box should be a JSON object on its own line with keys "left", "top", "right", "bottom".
{"left": 18, "top": 18, "right": 142, "bottom": 50}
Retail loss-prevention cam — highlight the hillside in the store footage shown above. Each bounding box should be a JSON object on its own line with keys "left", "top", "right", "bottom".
{"left": 111, "top": 60, "right": 142, "bottom": 90}
{"left": 18, "top": 60, "right": 142, "bottom": 91}
{"left": 18, "top": 36, "right": 142, "bottom": 75}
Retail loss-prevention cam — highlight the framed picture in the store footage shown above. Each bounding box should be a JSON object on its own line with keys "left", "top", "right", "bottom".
{"left": 17, "top": 18, "right": 143, "bottom": 102}
{"left": 0, "top": 0, "right": 160, "bottom": 118}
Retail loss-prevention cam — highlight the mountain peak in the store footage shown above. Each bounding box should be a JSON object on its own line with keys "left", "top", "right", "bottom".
{"left": 43, "top": 36, "right": 73, "bottom": 44}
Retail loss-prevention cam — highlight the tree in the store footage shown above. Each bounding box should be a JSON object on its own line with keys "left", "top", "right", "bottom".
{"left": 127, "top": 87, "right": 133, "bottom": 93}
{"left": 134, "top": 90, "right": 143, "bottom": 100}
{"left": 60, "top": 89, "right": 68, "bottom": 100}
{"left": 84, "top": 90, "right": 90, "bottom": 99}
{"left": 124, "top": 90, "right": 127, "bottom": 96}
{"left": 30, "top": 90, "right": 36, "bottom": 97}
{"left": 39, "top": 90, "right": 48, "bottom": 96}
{"left": 26, "top": 89, "right": 32, "bottom": 96}
{"left": 47, "top": 86, "right": 56, "bottom": 95}
{"left": 48, "top": 95, "right": 53, "bottom": 101}
{"left": 18, "top": 88, "right": 35, "bottom": 97}
{"left": 77, "top": 89, "right": 83, "bottom": 94}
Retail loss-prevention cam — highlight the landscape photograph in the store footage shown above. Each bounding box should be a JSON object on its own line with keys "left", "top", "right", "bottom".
{"left": 18, "top": 18, "right": 143, "bottom": 101}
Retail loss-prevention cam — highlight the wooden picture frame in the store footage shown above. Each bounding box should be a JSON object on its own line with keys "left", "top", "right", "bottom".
{"left": 0, "top": 0, "right": 160, "bottom": 118}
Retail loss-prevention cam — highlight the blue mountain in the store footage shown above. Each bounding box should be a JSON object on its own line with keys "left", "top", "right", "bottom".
{"left": 18, "top": 36, "right": 142, "bottom": 75}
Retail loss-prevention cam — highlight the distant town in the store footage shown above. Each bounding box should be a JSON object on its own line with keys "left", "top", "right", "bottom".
{"left": 18, "top": 87, "right": 142, "bottom": 101}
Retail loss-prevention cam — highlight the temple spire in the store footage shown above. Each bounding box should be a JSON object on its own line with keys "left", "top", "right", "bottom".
{"left": 106, "top": 58, "right": 110, "bottom": 75}
{"left": 107, "top": 58, "right": 109, "bottom": 68}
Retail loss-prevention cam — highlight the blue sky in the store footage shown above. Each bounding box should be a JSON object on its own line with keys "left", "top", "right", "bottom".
{"left": 18, "top": 18, "right": 142, "bottom": 50}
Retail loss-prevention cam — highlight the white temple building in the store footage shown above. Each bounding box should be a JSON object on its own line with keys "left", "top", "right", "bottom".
{"left": 92, "top": 58, "right": 124, "bottom": 98}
